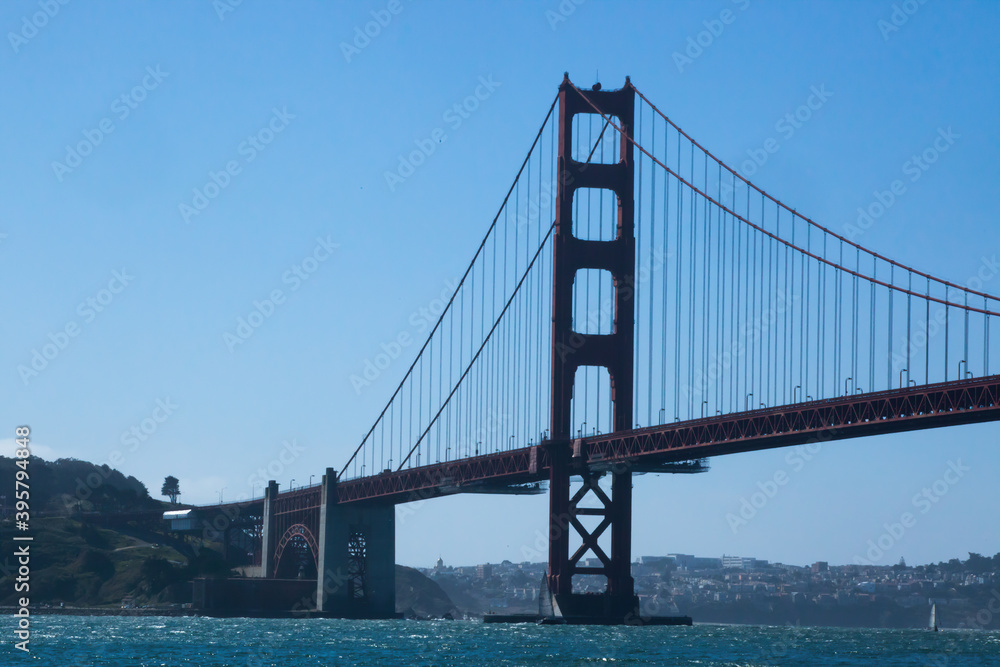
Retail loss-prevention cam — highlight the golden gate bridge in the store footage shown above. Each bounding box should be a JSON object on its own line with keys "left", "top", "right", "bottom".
{"left": 174, "top": 74, "right": 1000, "bottom": 623}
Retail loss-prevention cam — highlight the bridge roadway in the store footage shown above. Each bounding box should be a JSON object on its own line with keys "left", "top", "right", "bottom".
{"left": 336, "top": 374, "right": 1000, "bottom": 505}
{"left": 204, "top": 375, "right": 1000, "bottom": 513}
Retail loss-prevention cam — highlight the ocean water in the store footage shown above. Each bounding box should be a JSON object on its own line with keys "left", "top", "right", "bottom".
{"left": 4, "top": 616, "right": 1000, "bottom": 666}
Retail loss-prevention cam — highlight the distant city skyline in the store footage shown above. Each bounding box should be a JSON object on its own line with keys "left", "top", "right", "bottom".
{"left": 420, "top": 548, "right": 991, "bottom": 572}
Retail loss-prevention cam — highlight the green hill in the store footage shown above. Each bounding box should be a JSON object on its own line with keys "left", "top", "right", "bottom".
{"left": 0, "top": 455, "right": 164, "bottom": 515}
{"left": 0, "top": 516, "right": 229, "bottom": 608}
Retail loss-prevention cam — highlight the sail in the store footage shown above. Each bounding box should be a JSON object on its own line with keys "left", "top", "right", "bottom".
{"left": 930, "top": 603, "right": 938, "bottom": 631}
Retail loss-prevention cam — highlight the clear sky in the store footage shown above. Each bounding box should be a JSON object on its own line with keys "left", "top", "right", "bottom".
{"left": 3, "top": 0, "right": 999, "bottom": 570}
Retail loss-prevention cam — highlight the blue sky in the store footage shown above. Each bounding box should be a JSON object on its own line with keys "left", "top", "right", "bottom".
{"left": 3, "top": 0, "right": 999, "bottom": 569}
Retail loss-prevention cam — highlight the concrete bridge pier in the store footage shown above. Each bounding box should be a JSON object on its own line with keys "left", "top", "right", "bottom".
{"left": 260, "top": 480, "right": 279, "bottom": 577}
{"left": 316, "top": 468, "right": 396, "bottom": 617}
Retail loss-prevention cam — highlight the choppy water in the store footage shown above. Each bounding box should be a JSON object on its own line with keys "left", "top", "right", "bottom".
{"left": 4, "top": 616, "right": 1000, "bottom": 666}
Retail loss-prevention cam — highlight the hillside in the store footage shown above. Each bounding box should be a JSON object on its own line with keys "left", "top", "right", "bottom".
{"left": 0, "top": 455, "right": 165, "bottom": 515}
{"left": 0, "top": 456, "right": 457, "bottom": 616}
{"left": 396, "top": 565, "right": 460, "bottom": 619}
{"left": 0, "top": 516, "right": 231, "bottom": 608}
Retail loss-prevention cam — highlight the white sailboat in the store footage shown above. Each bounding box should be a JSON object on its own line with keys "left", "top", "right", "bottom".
{"left": 929, "top": 603, "right": 938, "bottom": 632}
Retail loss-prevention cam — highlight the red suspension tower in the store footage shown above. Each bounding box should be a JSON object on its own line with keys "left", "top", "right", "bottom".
{"left": 546, "top": 74, "right": 639, "bottom": 621}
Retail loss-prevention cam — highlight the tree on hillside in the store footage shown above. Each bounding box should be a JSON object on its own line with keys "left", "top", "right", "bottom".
{"left": 161, "top": 476, "right": 181, "bottom": 504}
{"left": 966, "top": 553, "right": 992, "bottom": 574}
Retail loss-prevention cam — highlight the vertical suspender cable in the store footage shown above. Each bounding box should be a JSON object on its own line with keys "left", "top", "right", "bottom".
{"left": 649, "top": 109, "right": 657, "bottom": 424}
{"left": 662, "top": 118, "right": 670, "bottom": 420}
{"left": 925, "top": 278, "right": 930, "bottom": 385}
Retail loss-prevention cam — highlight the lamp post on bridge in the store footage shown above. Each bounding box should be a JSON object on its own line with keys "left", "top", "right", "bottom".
{"left": 289, "top": 479, "right": 295, "bottom": 492}
{"left": 219, "top": 487, "right": 225, "bottom": 504}
{"left": 309, "top": 474, "right": 314, "bottom": 487}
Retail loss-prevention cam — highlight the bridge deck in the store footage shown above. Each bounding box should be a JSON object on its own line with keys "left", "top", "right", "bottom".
{"left": 334, "top": 375, "right": 1000, "bottom": 505}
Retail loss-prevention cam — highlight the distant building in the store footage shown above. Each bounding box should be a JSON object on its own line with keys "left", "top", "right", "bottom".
{"left": 812, "top": 561, "right": 829, "bottom": 573}
{"left": 478, "top": 563, "right": 493, "bottom": 579}
{"left": 638, "top": 556, "right": 672, "bottom": 566}
{"left": 668, "top": 554, "right": 695, "bottom": 569}
{"left": 722, "top": 555, "right": 745, "bottom": 569}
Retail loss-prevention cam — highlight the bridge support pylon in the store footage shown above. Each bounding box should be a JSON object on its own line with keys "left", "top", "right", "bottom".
{"left": 316, "top": 468, "right": 396, "bottom": 617}
{"left": 545, "top": 75, "right": 640, "bottom": 623}
{"left": 260, "top": 480, "right": 279, "bottom": 578}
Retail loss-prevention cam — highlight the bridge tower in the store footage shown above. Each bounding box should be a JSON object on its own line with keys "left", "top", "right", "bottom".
{"left": 546, "top": 74, "right": 639, "bottom": 621}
